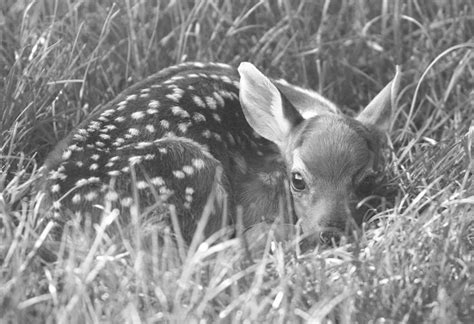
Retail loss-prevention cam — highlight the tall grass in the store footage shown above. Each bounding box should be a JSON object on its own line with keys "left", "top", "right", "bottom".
{"left": 1, "top": 0, "right": 473, "bottom": 322}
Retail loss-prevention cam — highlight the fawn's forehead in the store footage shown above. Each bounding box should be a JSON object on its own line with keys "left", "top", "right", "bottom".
{"left": 291, "top": 115, "right": 372, "bottom": 180}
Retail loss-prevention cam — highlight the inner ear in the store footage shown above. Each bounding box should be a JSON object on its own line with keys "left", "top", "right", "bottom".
{"left": 356, "top": 66, "right": 401, "bottom": 133}
{"left": 272, "top": 79, "right": 340, "bottom": 118}
{"left": 238, "top": 62, "right": 303, "bottom": 147}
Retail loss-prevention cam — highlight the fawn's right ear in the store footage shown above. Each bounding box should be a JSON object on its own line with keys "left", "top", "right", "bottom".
{"left": 238, "top": 62, "right": 303, "bottom": 147}
{"left": 356, "top": 66, "right": 401, "bottom": 133}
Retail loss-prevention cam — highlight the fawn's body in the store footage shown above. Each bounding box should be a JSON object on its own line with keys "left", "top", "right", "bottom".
{"left": 40, "top": 62, "right": 399, "bottom": 244}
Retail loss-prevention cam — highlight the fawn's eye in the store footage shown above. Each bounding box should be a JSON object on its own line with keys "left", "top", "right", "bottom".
{"left": 291, "top": 172, "right": 306, "bottom": 191}
{"left": 356, "top": 173, "right": 378, "bottom": 196}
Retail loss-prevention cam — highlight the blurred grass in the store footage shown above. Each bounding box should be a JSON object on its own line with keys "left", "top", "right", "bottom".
{"left": 1, "top": 0, "right": 473, "bottom": 322}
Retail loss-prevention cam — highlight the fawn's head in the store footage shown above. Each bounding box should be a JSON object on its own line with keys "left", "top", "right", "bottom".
{"left": 238, "top": 62, "right": 400, "bottom": 244}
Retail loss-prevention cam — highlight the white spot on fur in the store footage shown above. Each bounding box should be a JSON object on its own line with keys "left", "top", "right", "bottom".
{"left": 128, "top": 128, "right": 140, "bottom": 136}
{"left": 87, "top": 177, "right": 100, "bottom": 183}
{"left": 88, "top": 121, "right": 101, "bottom": 131}
{"left": 101, "top": 109, "right": 116, "bottom": 117}
{"left": 192, "top": 95, "right": 205, "bottom": 107}
{"left": 77, "top": 128, "right": 88, "bottom": 135}
{"left": 201, "top": 129, "right": 211, "bottom": 138}
{"left": 212, "top": 133, "right": 221, "bottom": 141}
{"left": 85, "top": 191, "right": 98, "bottom": 201}
{"left": 117, "top": 100, "right": 127, "bottom": 110}
{"left": 73, "top": 133, "right": 87, "bottom": 141}
{"left": 213, "top": 92, "right": 225, "bottom": 106}
{"left": 105, "top": 124, "right": 117, "bottom": 131}
{"left": 62, "top": 150, "right": 72, "bottom": 160}
{"left": 171, "top": 106, "right": 190, "bottom": 118}
{"left": 108, "top": 170, "right": 121, "bottom": 176}
{"left": 148, "top": 100, "right": 160, "bottom": 109}
{"left": 178, "top": 123, "right": 189, "bottom": 134}
{"left": 212, "top": 113, "right": 222, "bottom": 123}
{"left": 105, "top": 191, "right": 119, "bottom": 201}
{"left": 173, "top": 170, "right": 185, "bottom": 179}
{"left": 126, "top": 94, "right": 137, "bottom": 101}
{"left": 51, "top": 184, "right": 60, "bottom": 193}
{"left": 121, "top": 197, "right": 133, "bottom": 207}
{"left": 115, "top": 116, "right": 126, "bottom": 123}
{"left": 91, "top": 154, "right": 100, "bottom": 161}
{"left": 193, "top": 112, "right": 206, "bottom": 123}
{"left": 146, "top": 124, "right": 156, "bottom": 133}
{"left": 160, "top": 120, "right": 170, "bottom": 129}
{"left": 220, "top": 76, "right": 233, "bottom": 84}
{"left": 147, "top": 108, "right": 159, "bottom": 115}
{"left": 135, "top": 141, "right": 153, "bottom": 149}
{"left": 170, "top": 75, "right": 185, "bottom": 81}
{"left": 159, "top": 187, "right": 170, "bottom": 195}
{"left": 166, "top": 88, "right": 184, "bottom": 102}
{"left": 68, "top": 144, "right": 80, "bottom": 151}
{"left": 113, "top": 138, "right": 125, "bottom": 147}
{"left": 136, "top": 181, "right": 149, "bottom": 189}
{"left": 131, "top": 111, "right": 146, "bottom": 120}
{"left": 151, "top": 177, "right": 164, "bottom": 186}
{"left": 182, "top": 165, "right": 194, "bottom": 175}
{"left": 205, "top": 96, "right": 217, "bottom": 110}
{"left": 72, "top": 194, "right": 82, "bottom": 204}
{"left": 192, "top": 158, "right": 205, "bottom": 170}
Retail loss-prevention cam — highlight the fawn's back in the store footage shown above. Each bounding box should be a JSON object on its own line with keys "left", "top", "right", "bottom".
{"left": 41, "top": 62, "right": 399, "bottom": 244}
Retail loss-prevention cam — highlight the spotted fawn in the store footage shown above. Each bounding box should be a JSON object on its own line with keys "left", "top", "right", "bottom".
{"left": 39, "top": 62, "right": 400, "bottom": 245}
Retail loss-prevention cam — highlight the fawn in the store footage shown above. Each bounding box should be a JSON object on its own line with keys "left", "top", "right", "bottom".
{"left": 39, "top": 62, "right": 400, "bottom": 245}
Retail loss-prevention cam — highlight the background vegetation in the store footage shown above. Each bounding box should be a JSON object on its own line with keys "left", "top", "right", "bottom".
{"left": 1, "top": 0, "right": 473, "bottom": 322}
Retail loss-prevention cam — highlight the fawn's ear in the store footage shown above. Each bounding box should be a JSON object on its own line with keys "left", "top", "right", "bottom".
{"left": 238, "top": 62, "right": 303, "bottom": 147}
{"left": 272, "top": 79, "right": 340, "bottom": 118}
{"left": 356, "top": 66, "right": 401, "bottom": 133}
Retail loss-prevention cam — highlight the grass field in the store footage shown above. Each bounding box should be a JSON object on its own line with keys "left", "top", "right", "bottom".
{"left": 1, "top": 0, "right": 473, "bottom": 322}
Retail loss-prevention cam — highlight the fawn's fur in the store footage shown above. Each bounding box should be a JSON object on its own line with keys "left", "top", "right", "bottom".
{"left": 39, "top": 62, "right": 399, "bottom": 244}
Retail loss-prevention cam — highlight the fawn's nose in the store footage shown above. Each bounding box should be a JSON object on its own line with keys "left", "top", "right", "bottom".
{"left": 299, "top": 194, "right": 351, "bottom": 226}
{"left": 296, "top": 193, "right": 357, "bottom": 246}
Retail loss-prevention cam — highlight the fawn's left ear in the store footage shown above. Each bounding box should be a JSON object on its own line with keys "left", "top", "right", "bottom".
{"left": 238, "top": 62, "right": 303, "bottom": 148}
{"left": 356, "top": 66, "right": 401, "bottom": 133}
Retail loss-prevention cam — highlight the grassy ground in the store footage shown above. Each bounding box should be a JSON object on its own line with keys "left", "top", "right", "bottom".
{"left": 1, "top": 0, "right": 473, "bottom": 322}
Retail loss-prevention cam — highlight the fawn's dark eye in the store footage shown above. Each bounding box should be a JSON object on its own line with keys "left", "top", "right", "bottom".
{"left": 291, "top": 172, "right": 306, "bottom": 191}
{"left": 356, "top": 173, "right": 378, "bottom": 196}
